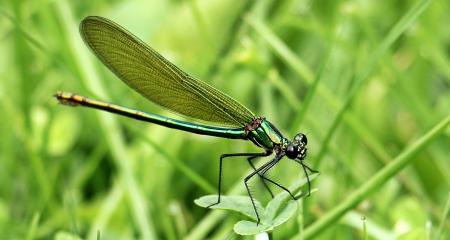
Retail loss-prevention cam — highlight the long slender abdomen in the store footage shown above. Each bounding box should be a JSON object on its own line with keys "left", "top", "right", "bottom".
{"left": 54, "top": 92, "right": 248, "bottom": 139}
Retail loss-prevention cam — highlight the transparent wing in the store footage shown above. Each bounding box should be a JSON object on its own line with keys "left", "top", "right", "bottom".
{"left": 80, "top": 16, "right": 254, "bottom": 127}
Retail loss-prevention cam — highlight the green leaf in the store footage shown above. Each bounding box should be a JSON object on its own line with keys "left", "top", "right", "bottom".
{"left": 195, "top": 173, "right": 319, "bottom": 235}
{"left": 233, "top": 197, "right": 301, "bottom": 235}
{"left": 233, "top": 220, "right": 271, "bottom": 235}
{"left": 194, "top": 195, "right": 263, "bottom": 220}
{"left": 264, "top": 174, "right": 319, "bottom": 220}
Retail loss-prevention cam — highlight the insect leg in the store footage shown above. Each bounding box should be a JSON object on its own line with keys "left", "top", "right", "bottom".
{"left": 244, "top": 155, "right": 281, "bottom": 225}
{"left": 247, "top": 152, "right": 274, "bottom": 198}
{"left": 294, "top": 159, "right": 318, "bottom": 196}
{"left": 258, "top": 159, "right": 298, "bottom": 200}
{"left": 206, "top": 151, "right": 271, "bottom": 208}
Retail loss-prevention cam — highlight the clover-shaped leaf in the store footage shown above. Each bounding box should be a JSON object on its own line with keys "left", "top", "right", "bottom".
{"left": 194, "top": 195, "right": 263, "bottom": 219}
{"left": 195, "top": 173, "right": 319, "bottom": 235}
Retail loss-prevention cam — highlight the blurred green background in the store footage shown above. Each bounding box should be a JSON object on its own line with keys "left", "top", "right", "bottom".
{"left": 1, "top": 0, "right": 449, "bottom": 239}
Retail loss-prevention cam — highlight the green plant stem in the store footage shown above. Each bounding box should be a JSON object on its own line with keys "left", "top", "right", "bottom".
{"left": 362, "top": 216, "right": 367, "bottom": 240}
{"left": 299, "top": 115, "right": 450, "bottom": 239}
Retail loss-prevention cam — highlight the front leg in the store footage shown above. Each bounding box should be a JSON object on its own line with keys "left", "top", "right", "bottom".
{"left": 258, "top": 160, "right": 298, "bottom": 200}
{"left": 247, "top": 154, "right": 274, "bottom": 198}
{"left": 294, "top": 159, "right": 319, "bottom": 196}
{"left": 206, "top": 151, "right": 271, "bottom": 208}
{"left": 244, "top": 154, "right": 281, "bottom": 225}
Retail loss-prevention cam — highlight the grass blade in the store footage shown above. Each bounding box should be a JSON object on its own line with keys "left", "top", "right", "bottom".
{"left": 314, "top": 0, "right": 432, "bottom": 167}
{"left": 435, "top": 192, "right": 450, "bottom": 240}
{"left": 301, "top": 115, "right": 450, "bottom": 239}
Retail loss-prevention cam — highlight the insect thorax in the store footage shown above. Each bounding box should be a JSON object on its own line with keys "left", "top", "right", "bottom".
{"left": 246, "top": 118, "right": 285, "bottom": 150}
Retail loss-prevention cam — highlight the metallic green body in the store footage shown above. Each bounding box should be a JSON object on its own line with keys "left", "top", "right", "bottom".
{"left": 56, "top": 92, "right": 286, "bottom": 148}
{"left": 56, "top": 92, "right": 247, "bottom": 139}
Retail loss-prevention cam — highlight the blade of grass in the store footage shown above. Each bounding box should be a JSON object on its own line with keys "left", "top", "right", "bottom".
{"left": 290, "top": 46, "right": 332, "bottom": 133}
{"left": 246, "top": 15, "right": 314, "bottom": 83}
{"left": 313, "top": 0, "right": 431, "bottom": 167}
{"left": 435, "top": 192, "right": 450, "bottom": 240}
{"left": 379, "top": 53, "right": 450, "bottom": 191}
{"left": 25, "top": 212, "right": 40, "bottom": 240}
{"left": 296, "top": 197, "right": 304, "bottom": 240}
{"left": 126, "top": 124, "right": 216, "bottom": 193}
{"left": 247, "top": 14, "right": 392, "bottom": 166}
{"left": 348, "top": 0, "right": 448, "bottom": 212}
{"left": 270, "top": 61, "right": 428, "bottom": 215}
{"left": 271, "top": 72, "right": 371, "bottom": 182}
{"left": 54, "top": 1, "right": 156, "bottom": 238}
{"left": 188, "top": 0, "right": 211, "bottom": 45}
{"left": 7, "top": 3, "right": 54, "bottom": 208}
{"left": 184, "top": 211, "right": 225, "bottom": 240}
{"left": 300, "top": 115, "right": 450, "bottom": 239}
{"left": 72, "top": 144, "right": 108, "bottom": 189}
{"left": 11, "top": 1, "right": 32, "bottom": 129}
{"left": 205, "top": 0, "right": 255, "bottom": 78}
{"left": 387, "top": 60, "right": 450, "bottom": 186}
{"left": 0, "top": 91, "right": 54, "bottom": 208}
{"left": 88, "top": 181, "right": 124, "bottom": 240}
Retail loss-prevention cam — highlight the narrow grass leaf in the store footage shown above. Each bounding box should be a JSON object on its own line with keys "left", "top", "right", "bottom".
{"left": 25, "top": 213, "right": 40, "bottom": 240}
{"left": 314, "top": 0, "right": 432, "bottom": 167}
{"left": 247, "top": 13, "right": 393, "bottom": 170}
{"left": 290, "top": 47, "right": 332, "bottom": 132}
{"left": 435, "top": 192, "right": 450, "bottom": 240}
{"left": 127, "top": 124, "right": 215, "bottom": 193}
{"left": 302, "top": 115, "right": 450, "bottom": 239}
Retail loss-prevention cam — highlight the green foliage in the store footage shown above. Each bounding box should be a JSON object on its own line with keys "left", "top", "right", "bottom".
{"left": 1, "top": 0, "right": 449, "bottom": 239}
{"left": 195, "top": 174, "right": 318, "bottom": 235}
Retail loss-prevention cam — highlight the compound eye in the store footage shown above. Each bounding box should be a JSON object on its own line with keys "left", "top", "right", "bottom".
{"left": 286, "top": 144, "right": 299, "bottom": 159}
{"left": 294, "top": 133, "right": 307, "bottom": 146}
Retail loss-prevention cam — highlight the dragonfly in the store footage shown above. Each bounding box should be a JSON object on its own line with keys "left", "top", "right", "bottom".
{"left": 55, "top": 16, "right": 317, "bottom": 225}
